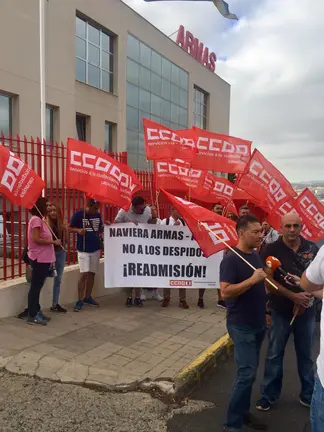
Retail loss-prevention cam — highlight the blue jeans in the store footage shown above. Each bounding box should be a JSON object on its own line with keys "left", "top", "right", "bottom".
{"left": 261, "top": 309, "right": 315, "bottom": 404}
{"left": 311, "top": 375, "right": 324, "bottom": 432}
{"left": 226, "top": 323, "right": 266, "bottom": 430}
{"left": 52, "top": 250, "right": 66, "bottom": 306}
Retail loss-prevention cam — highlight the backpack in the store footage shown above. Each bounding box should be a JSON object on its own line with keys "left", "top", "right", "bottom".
{"left": 166, "top": 217, "right": 185, "bottom": 226}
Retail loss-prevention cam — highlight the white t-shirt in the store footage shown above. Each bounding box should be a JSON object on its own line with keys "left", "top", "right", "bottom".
{"left": 114, "top": 206, "right": 152, "bottom": 224}
{"left": 305, "top": 245, "right": 324, "bottom": 386}
{"left": 160, "top": 216, "right": 185, "bottom": 226}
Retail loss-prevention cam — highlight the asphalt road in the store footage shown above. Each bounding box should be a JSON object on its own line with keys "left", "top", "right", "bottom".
{"left": 167, "top": 325, "right": 320, "bottom": 432}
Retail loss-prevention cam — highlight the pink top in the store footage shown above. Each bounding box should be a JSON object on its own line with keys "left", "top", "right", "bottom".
{"left": 27, "top": 216, "right": 55, "bottom": 263}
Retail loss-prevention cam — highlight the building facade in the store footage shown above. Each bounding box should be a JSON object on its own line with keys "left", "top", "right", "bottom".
{"left": 0, "top": 0, "right": 230, "bottom": 171}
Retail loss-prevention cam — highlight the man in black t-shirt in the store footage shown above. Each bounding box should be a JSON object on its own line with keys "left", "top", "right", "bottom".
{"left": 220, "top": 215, "right": 267, "bottom": 432}
{"left": 256, "top": 212, "right": 320, "bottom": 412}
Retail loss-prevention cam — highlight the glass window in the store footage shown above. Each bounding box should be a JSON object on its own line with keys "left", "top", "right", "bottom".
{"left": 151, "top": 72, "right": 162, "bottom": 96}
{"left": 76, "top": 114, "right": 87, "bottom": 141}
{"left": 138, "top": 133, "right": 145, "bottom": 154}
{"left": 75, "top": 16, "right": 114, "bottom": 92}
{"left": 137, "top": 154, "right": 148, "bottom": 171}
{"left": 140, "top": 43, "right": 151, "bottom": 69}
{"left": 193, "top": 86, "right": 208, "bottom": 129}
{"left": 171, "top": 104, "right": 179, "bottom": 124}
{"left": 127, "top": 59, "right": 139, "bottom": 85}
{"left": 46, "top": 106, "right": 54, "bottom": 143}
{"left": 139, "top": 88, "right": 151, "bottom": 112}
{"left": 179, "top": 69, "right": 189, "bottom": 89}
{"left": 179, "top": 107, "right": 188, "bottom": 127}
{"left": 179, "top": 89, "right": 187, "bottom": 108}
{"left": 126, "top": 106, "right": 139, "bottom": 131}
{"left": 162, "top": 58, "right": 171, "bottom": 80}
{"left": 139, "top": 111, "right": 150, "bottom": 132}
{"left": 151, "top": 51, "right": 161, "bottom": 75}
{"left": 127, "top": 82, "right": 139, "bottom": 108}
{"left": 105, "top": 122, "right": 112, "bottom": 152}
{"left": 161, "top": 79, "right": 170, "bottom": 100}
{"left": 140, "top": 66, "right": 151, "bottom": 91}
{"left": 127, "top": 34, "right": 140, "bottom": 62}
{"left": 171, "top": 64, "right": 179, "bottom": 85}
{"left": 170, "top": 84, "right": 179, "bottom": 105}
{"left": 127, "top": 153, "right": 138, "bottom": 170}
{"left": 161, "top": 100, "right": 171, "bottom": 121}
{"left": 151, "top": 94, "right": 162, "bottom": 117}
{"left": 127, "top": 130, "right": 139, "bottom": 153}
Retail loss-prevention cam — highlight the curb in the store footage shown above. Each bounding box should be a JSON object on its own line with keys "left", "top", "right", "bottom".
{"left": 174, "top": 333, "right": 233, "bottom": 400}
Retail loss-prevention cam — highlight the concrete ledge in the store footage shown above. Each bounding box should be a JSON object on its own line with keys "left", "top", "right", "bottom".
{"left": 174, "top": 333, "right": 233, "bottom": 400}
{"left": 0, "top": 259, "right": 120, "bottom": 319}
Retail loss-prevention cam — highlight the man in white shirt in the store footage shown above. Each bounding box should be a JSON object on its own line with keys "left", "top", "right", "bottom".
{"left": 300, "top": 246, "right": 324, "bottom": 432}
{"left": 260, "top": 221, "right": 280, "bottom": 254}
{"left": 161, "top": 207, "right": 189, "bottom": 309}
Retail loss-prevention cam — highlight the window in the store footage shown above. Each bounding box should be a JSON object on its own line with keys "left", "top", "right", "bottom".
{"left": 193, "top": 86, "right": 208, "bottom": 129}
{"left": 105, "top": 122, "right": 113, "bottom": 152}
{"left": 126, "top": 34, "right": 189, "bottom": 170}
{"left": 75, "top": 16, "right": 114, "bottom": 92}
{"left": 46, "top": 106, "right": 54, "bottom": 144}
{"left": 76, "top": 114, "right": 87, "bottom": 141}
{"left": 0, "top": 94, "right": 12, "bottom": 137}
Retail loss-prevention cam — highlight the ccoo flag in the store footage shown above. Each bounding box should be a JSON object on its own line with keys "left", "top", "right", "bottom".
{"left": 143, "top": 0, "right": 238, "bottom": 20}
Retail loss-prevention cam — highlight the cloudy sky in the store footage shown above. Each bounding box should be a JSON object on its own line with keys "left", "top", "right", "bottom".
{"left": 123, "top": 0, "right": 324, "bottom": 182}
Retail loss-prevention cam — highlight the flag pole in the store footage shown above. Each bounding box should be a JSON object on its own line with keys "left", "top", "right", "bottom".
{"left": 39, "top": 0, "right": 46, "bottom": 194}
{"left": 199, "top": 222, "right": 279, "bottom": 291}
{"left": 83, "top": 193, "right": 86, "bottom": 252}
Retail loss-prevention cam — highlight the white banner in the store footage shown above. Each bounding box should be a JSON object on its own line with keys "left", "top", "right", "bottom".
{"left": 104, "top": 223, "right": 222, "bottom": 289}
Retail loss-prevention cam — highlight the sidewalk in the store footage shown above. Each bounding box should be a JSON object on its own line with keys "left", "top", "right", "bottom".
{"left": 0, "top": 289, "right": 229, "bottom": 397}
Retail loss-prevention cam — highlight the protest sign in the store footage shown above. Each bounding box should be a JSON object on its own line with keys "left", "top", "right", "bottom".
{"left": 104, "top": 223, "right": 222, "bottom": 289}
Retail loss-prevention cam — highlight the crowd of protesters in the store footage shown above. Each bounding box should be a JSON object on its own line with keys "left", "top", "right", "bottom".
{"left": 19, "top": 195, "right": 324, "bottom": 430}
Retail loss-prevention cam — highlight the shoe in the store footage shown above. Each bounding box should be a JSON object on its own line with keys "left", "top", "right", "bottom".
{"left": 125, "top": 297, "right": 133, "bottom": 307}
{"left": 27, "top": 312, "right": 47, "bottom": 326}
{"left": 73, "top": 300, "right": 84, "bottom": 312}
{"left": 299, "top": 398, "right": 311, "bottom": 408}
{"left": 217, "top": 300, "right": 226, "bottom": 309}
{"left": 39, "top": 311, "right": 51, "bottom": 322}
{"left": 134, "top": 297, "right": 143, "bottom": 307}
{"left": 197, "top": 298, "right": 205, "bottom": 309}
{"left": 179, "top": 300, "right": 189, "bottom": 309}
{"left": 84, "top": 296, "right": 99, "bottom": 307}
{"left": 17, "top": 308, "right": 29, "bottom": 320}
{"left": 50, "top": 304, "right": 67, "bottom": 313}
{"left": 162, "top": 299, "right": 170, "bottom": 307}
{"left": 256, "top": 398, "right": 271, "bottom": 412}
{"left": 140, "top": 293, "right": 147, "bottom": 301}
{"left": 243, "top": 413, "right": 268, "bottom": 430}
{"left": 152, "top": 290, "right": 164, "bottom": 301}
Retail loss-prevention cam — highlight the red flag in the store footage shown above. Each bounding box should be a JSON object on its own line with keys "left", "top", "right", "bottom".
{"left": 143, "top": 119, "right": 196, "bottom": 161}
{"left": 226, "top": 200, "right": 238, "bottom": 216}
{"left": 154, "top": 159, "right": 205, "bottom": 192}
{"left": 296, "top": 188, "right": 324, "bottom": 238}
{"left": 191, "top": 173, "right": 235, "bottom": 204}
{"left": 237, "top": 149, "right": 296, "bottom": 212}
{"left": 232, "top": 187, "right": 259, "bottom": 203}
{"left": 0, "top": 146, "right": 44, "bottom": 209}
{"left": 266, "top": 199, "right": 320, "bottom": 242}
{"left": 176, "top": 127, "right": 252, "bottom": 173}
{"left": 162, "top": 190, "right": 238, "bottom": 257}
{"left": 66, "top": 138, "right": 142, "bottom": 210}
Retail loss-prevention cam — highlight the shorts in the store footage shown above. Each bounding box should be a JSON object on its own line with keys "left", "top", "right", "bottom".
{"left": 78, "top": 250, "right": 100, "bottom": 274}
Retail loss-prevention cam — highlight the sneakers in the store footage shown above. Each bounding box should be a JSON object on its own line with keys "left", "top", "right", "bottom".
{"left": 197, "top": 298, "right": 205, "bottom": 309}
{"left": 134, "top": 297, "right": 143, "bottom": 307}
{"left": 125, "top": 297, "right": 133, "bottom": 307}
{"left": 256, "top": 398, "right": 272, "bottom": 412}
{"left": 179, "top": 300, "right": 189, "bottom": 309}
{"left": 50, "top": 304, "right": 67, "bottom": 313}
{"left": 84, "top": 296, "right": 99, "bottom": 307}
{"left": 27, "top": 312, "right": 47, "bottom": 326}
{"left": 39, "top": 311, "right": 51, "bottom": 322}
{"left": 17, "top": 308, "right": 29, "bottom": 320}
{"left": 299, "top": 398, "right": 311, "bottom": 408}
{"left": 73, "top": 300, "right": 84, "bottom": 312}
{"left": 162, "top": 298, "right": 170, "bottom": 307}
{"left": 243, "top": 413, "right": 268, "bottom": 430}
{"left": 217, "top": 300, "right": 226, "bottom": 309}
{"left": 152, "top": 290, "right": 164, "bottom": 301}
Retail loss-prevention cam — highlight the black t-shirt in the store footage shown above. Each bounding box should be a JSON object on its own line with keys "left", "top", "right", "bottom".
{"left": 220, "top": 248, "right": 266, "bottom": 327}
{"left": 261, "top": 237, "right": 318, "bottom": 316}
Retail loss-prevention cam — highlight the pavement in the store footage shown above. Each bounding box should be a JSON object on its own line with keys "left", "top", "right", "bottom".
{"left": 0, "top": 289, "right": 228, "bottom": 397}
{"left": 167, "top": 324, "right": 320, "bottom": 432}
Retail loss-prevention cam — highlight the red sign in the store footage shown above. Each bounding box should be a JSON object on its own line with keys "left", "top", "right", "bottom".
{"left": 66, "top": 138, "right": 142, "bottom": 210}
{"left": 176, "top": 25, "right": 217, "bottom": 72}
{"left": 0, "top": 146, "right": 45, "bottom": 209}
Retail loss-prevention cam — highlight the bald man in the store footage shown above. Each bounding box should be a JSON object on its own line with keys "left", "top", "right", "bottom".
{"left": 256, "top": 213, "right": 318, "bottom": 412}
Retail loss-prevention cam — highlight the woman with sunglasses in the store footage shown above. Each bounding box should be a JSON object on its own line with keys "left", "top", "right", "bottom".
{"left": 47, "top": 202, "right": 68, "bottom": 313}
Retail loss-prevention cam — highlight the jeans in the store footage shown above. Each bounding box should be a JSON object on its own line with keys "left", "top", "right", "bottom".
{"left": 52, "top": 250, "right": 66, "bottom": 306}
{"left": 28, "top": 261, "right": 51, "bottom": 318}
{"left": 311, "top": 375, "right": 324, "bottom": 432}
{"left": 226, "top": 323, "right": 265, "bottom": 429}
{"left": 261, "top": 309, "right": 315, "bottom": 404}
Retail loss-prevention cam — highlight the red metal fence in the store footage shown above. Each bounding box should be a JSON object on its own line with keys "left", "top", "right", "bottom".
{"left": 0, "top": 134, "right": 171, "bottom": 281}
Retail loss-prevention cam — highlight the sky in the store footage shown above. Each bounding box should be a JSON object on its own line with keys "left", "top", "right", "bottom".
{"left": 123, "top": 0, "right": 324, "bottom": 182}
